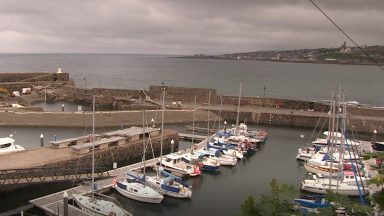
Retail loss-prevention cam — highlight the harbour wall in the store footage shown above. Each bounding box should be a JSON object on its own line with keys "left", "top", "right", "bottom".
{"left": 40, "top": 129, "right": 178, "bottom": 171}
{"left": 0, "top": 129, "right": 178, "bottom": 192}
{"left": 0, "top": 109, "right": 218, "bottom": 128}
{"left": 0, "top": 73, "right": 72, "bottom": 92}
{"left": 219, "top": 109, "right": 382, "bottom": 134}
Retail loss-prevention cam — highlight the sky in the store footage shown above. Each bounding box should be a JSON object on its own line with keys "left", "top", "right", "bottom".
{"left": 0, "top": 0, "right": 383, "bottom": 55}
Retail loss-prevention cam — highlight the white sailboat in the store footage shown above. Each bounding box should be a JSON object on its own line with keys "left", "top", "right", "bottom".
{"left": 73, "top": 96, "right": 131, "bottom": 216}
{"left": 113, "top": 171, "right": 164, "bottom": 204}
{"left": 301, "top": 95, "right": 367, "bottom": 198}
{"left": 145, "top": 88, "right": 193, "bottom": 198}
{"left": 145, "top": 168, "right": 192, "bottom": 199}
{"left": 301, "top": 178, "right": 368, "bottom": 196}
{"left": 72, "top": 193, "right": 130, "bottom": 216}
{"left": 113, "top": 110, "right": 164, "bottom": 204}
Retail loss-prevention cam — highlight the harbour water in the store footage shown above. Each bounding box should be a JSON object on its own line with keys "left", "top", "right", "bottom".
{"left": 0, "top": 124, "right": 309, "bottom": 215}
{"left": 0, "top": 54, "right": 383, "bottom": 105}
{"left": 0, "top": 54, "right": 378, "bottom": 215}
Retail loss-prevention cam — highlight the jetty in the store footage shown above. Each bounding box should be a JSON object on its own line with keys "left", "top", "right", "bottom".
{"left": 29, "top": 139, "right": 207, "bottom": 216}
{"left": 0, "top": 127, "right": 177, "bottom": 192}
{"left": 178, "top": 133, "right": 206, "bottom": 142}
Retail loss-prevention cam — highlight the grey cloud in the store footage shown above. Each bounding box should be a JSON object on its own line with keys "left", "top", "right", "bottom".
{"left": 0, "top": 0, "right": 383, "bottom": 54}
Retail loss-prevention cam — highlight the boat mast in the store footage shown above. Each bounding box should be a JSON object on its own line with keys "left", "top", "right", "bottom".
{"left": 236, "top": 83, "right": 242, "bottom": 131}
{"left": 341, "top": 93, "right": 365, "bottom": 204}
{"left": 160, "top": 88, "right": 165, "bottom": 162}
{"left": 143, "top": 110, "right": 146, "bottom": 177}
{"left": 207, "top": 90, "right": 211, "bottom": 145}
{"left": 191, "top": 96, "right": 196, "bottom": 153}
{"left": 328, "top": 94, "right": 336, "bottom": 190}
{"left": 218, "top": 96, "right": 222, "bottom": 130}
{"left": 92, "top": 95, "right": 95, "bottom": 198}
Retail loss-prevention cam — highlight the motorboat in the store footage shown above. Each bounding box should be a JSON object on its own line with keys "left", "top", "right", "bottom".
{"left": 207, "top": 142, "right": 243, "bottom": 159}
{"left": 197, "top": 148, "right": 237, "bottom": 166}
{"left": 0, "top": 136, "right": 25, "bottom": 155}
{"left": 160, "top": 153, "right": 201, "bottom": 177}
{"left": 181, "top": 152, "right": 220, "bottom": 172}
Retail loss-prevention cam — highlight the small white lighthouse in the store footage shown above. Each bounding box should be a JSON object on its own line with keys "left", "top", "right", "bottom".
{"left": 57, "top": 66, "right": 62, "bottom": 73}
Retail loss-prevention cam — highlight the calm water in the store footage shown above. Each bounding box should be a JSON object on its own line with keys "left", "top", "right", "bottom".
{"left": 0, "top": 124, "right": 309, "bottom": 215}
{"left": 0, "top": 54, "right": 376, "bottom": 215}
{"left": 0, "top": 54, "right": 383, "bottom": 105}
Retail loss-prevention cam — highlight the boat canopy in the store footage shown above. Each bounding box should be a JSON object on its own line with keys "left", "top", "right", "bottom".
{"left": 0, "top": 137, "right": 15, "bottom": 145}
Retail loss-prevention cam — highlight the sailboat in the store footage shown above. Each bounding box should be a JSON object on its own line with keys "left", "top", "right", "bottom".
{"left": 145, "top": 88, "right": 193, "bottom": 198}
{"left": 113, "top": 110, "right": 164, "bottom": 204}
{"left": 73, "top": 96, "right": 132, "bottom": 216}
{"left": 301, "top": 95, "right": 367, "bottom": 198}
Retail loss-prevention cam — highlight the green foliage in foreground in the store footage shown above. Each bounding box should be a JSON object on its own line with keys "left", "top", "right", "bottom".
{"left": 237, "top": 179, "right": 372, "bottom": 216}
{"left": 364, "top": 152, "right": 384, "bottom": 210}
{"left": 238, "top": 178, "right": 297, "bottom": 216}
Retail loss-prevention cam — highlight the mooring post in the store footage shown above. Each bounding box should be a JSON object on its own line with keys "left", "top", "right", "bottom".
{"left": 171, "top": 139, "right": 175, "bottom": 153}
{"left": 20, "top": 211, "right": 23, "bottom": 216}
{"left": 62, "top": 103, "right": 65, "bottom": 112}
{"left": 40, "top": 133, "right": 44, "bottom": 147}
{"left": 54, "top": 134, "right": 57, "bottom": 142}
{"left": 63, "top": 191, "right": 68, "bottom": 216}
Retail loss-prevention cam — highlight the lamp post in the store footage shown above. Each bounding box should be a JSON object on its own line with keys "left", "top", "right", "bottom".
{"left": 151, "top": 118, "right": 155, "bottom": 128}
{"left": 224, "top": 120, "right": 227, "bottom": 132}
{"left": 83, "top": 77, "right": 87, "bottom": 89}
{"left": 170, "top": 139, "right": 175, "bottom": 153}
{"left": 63, "top": 191, "right": 68, "bottom": 216}
{"left": 263, "top": 86, "right": 266, "bottom": 107}
{"left": 374, "top": 129, "right": 378, "bottom": 144}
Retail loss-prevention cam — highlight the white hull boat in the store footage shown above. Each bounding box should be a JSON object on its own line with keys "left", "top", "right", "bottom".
{"left": 197, "top": 149, "right": 237, "bottom": 166}
{"left": 304, "top": 163, "right": 341, "bottom": 178}
{"left": 0, "top": 137, "right": 25, "bottom": 155}
{"left": 160, "top": 153, "right": 201, "bottom": 177}
{"left": 73, "top": 194, "right": 131, "bottom": 216}
{"left": 301, "top": 179, "right": 368, "bottom": 196}
{"left": 146, "top": 175, "right": 192, "bottom": 199}
{"left": 114, "top": 178, "right": 164, "bottom": 204}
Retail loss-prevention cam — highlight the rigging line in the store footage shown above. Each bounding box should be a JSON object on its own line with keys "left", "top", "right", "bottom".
{"left": 309, "top": 0, "right": 384, "bottom": 71}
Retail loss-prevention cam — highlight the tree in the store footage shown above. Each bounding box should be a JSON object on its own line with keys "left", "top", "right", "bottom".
{"left": 237, "top": 178, "right": 298, "bottom": 216}
{"left": 238, "top": 179, "right": 372, "bottom": 216}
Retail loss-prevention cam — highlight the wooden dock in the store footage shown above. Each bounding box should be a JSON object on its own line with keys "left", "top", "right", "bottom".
{"left": 29, "top": 158, "right": 158, "bottom": 216}
{"left": 185, "top": 126, "right": 217, "bottom": 133}
{"left": 29, "top": 136, "right": 209, "bottom": 216}
{"left": 178, "top": 133, "right": 207, "bottom": 142}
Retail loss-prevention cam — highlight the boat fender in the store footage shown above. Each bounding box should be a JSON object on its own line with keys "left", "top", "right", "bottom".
{"left": 109, "top": 212, "right": 116, "bottom": 216}
{"left": 112, "top": 178, "right": 117, "bottom": 187}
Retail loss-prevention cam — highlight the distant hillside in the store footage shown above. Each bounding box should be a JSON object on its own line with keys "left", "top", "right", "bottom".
{"left": 186, "top": 45, "right": 384, "bottom": 65}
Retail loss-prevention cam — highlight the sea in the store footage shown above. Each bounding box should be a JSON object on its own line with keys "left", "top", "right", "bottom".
{"left": 0, "top": 54, "right": 383, "bottom": 105}
{"left": 0, "top": 54, "right": 378, "bottom": 215}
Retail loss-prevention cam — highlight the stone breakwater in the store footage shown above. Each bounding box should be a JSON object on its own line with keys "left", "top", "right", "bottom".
{"left": 0, "top": 109, "right": 218, "bottom": 128}
{"left": 1, "top": 71, "right": 383, "bottom": 134}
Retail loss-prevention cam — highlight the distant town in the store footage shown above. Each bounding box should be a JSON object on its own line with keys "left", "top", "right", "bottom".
{"left": 186, "top": 43, "right": 384, "bottom": 65}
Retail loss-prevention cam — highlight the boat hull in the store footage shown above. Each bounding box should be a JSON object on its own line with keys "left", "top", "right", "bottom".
{"left": 303, "top": 163, "right": 340, "bottom": 177}
{"left": 301, "top": 181, "right": 368, "bottom": 196}
{"left": 114, "top": 183, "right": 163, "bottom": 204}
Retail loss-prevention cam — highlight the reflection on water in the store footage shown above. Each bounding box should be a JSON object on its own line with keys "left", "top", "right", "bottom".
{"left": 0, "top": 124, "right": 311, "bottom": 216}
{"left": 33, "top": 102, "right": 89, "bottom": 112}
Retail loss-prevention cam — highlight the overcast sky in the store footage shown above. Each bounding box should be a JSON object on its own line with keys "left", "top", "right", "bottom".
{"left": 0, "top": 0, "right": 383, "bottom": 54}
